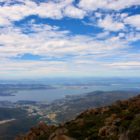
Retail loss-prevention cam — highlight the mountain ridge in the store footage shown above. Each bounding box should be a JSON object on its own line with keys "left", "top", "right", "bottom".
{"left": 15, "top": 94, "right": 140, "bottom": 140}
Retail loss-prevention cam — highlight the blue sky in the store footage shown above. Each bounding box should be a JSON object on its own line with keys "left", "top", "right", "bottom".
{"left": 0, "top": 0, "right": 140, "bottom": 79}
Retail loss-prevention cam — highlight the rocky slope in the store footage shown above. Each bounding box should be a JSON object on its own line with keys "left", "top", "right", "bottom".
{"left": 16, "top": 94, "right": 140, "bottom": 140}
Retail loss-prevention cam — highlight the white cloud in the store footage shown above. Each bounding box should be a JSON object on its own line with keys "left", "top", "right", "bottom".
{"left": 98, "top": 15, "right": 124, "bottom": 31}
{"left": 0, "top": 21, "right": 132, "bottom": 77}
{"left": 107, "top": 61, "right": 140, "bottom": 69}
{"left": 124, "top": 15, "right": 140, "bottom": 30}
{"left": 79, "top": 0, "right": 140, "bottom": 11}
{"left": 0, "top": 1, "right": 63, "bottom": 25}
{"left": 0, "top": 0, "right": 139, "bottom": 27}
{"left": 0, "top": 22, "right": 128, "bottom": 59}
{"left": 0, "top": 16, "right": 10, "bottom": 26}
{"left": 79, "top": 0, "right": 108, "bottom": 11}
{"left": 107, "top": 0, "right": 140, "bottom": 10}
{"left": 0, "top": 0, "right": 86, "bottom": 26}
{"left": 0, "top": 0, "right": 140, "bottom": 78}
{"left": 95, "top": 31, "right": 110, "bottom": 39}
{"left": 64, "top": 5, "right": 86, "bottom": 19}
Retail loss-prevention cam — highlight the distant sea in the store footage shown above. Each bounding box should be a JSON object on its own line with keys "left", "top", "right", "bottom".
{"left": 0, "top": 84, "right": 140, "bottom": 103}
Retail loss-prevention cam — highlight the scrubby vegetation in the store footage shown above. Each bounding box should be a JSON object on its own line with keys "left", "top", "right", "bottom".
{"left": 16, "top": 94, "right": 140, "bottom": 140}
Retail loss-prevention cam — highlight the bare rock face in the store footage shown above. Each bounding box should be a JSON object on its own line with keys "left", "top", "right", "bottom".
{"left": 119, "top": 132, "right": 129, "bottom": 140}
{"left": 105, "top": 114, "right": 118, "bottom": 125}
{"left": 49, "top": 127, "right": 76, "bottom": 140}
{"left": 98, "top": 125, "right": 118, "bottom": 137}
{"left": 49, "top": 127, "right": 68, "bottom": 139}
{"left": 49, "top": 135, "right": 76, "bottom": 140}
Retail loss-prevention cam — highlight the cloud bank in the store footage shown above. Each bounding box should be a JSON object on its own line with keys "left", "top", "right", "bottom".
{"left": 0, "top": 0, "right": 140, "bottom": 78}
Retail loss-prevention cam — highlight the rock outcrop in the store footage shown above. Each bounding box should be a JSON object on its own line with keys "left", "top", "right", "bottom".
{"left": 16, "top": 94, "right": 140, "bottom": 140}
